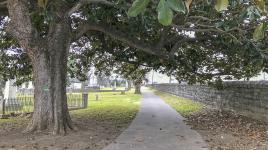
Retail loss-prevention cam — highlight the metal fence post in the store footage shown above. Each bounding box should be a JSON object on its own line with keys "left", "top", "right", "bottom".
{"left": 82, "top": 93, "right": 88, "bottom": 108}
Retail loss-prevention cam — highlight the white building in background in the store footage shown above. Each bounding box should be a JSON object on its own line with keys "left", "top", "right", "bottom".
{"left": 147, "top": 71, "right": 178, "bottom": 84}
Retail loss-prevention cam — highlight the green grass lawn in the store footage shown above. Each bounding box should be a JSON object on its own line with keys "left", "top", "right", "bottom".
{"left": 1, "top": 90, "right": 142, "bottom": 127}
{"left": 100, "top": 87, "right": 126, "bottom": 90}
{"left": 154, "top": 90, "right": 204, "bottom": 117}
{"left": 71, "top": 90, "right": 141, "bottom": 124}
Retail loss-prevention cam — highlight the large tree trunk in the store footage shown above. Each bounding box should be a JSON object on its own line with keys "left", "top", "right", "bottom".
{"left": 25, "top": 50, "right": 54, "bottom": 132}
{"left": 0, "top": 81, "right": 4, "bottom": 98}
{"left": 134, "top": 81, "right": 141, "bottom": 94}
{"left": 7, "top": 0, "right": 74, "bottom": 134}
{"left": 127, "top": 80, "right": 132, "bottom": 91}
{"left": 50, "top": 24, "right": 74, "bottom": 134}
{"left": 25, "top": 23, "right": 73, "bottom": 134}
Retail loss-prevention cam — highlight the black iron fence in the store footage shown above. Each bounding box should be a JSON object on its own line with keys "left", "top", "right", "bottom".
{"left": 0, "top": 87, "right": 127, "bottom": 117}
{"left": 0, "top": 93, "right": 88, "bottom": 116}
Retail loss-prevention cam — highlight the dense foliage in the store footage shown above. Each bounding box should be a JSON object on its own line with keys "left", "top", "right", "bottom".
{"left": 0, "top": 0, "right": 267, "bottom": 134}
{"left": 0, "top": 0, "right": 268, "bottom": 84}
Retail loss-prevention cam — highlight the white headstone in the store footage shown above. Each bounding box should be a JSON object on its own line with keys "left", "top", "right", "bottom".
{"left": 28, "top": 81, "right": 34, "bottom": 89}
{"left": 125, "top": 80, "right": 128, "bottom": 90}
{"left": 4, "top": 79, "right": 17, "bottom": 99}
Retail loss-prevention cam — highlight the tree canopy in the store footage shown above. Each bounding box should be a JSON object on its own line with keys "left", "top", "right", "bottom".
{"left": 0, "top": 0, "right": 267, "bottom": 134}
{"left": 0, "top": 0, "right": 267, "bottom": 84}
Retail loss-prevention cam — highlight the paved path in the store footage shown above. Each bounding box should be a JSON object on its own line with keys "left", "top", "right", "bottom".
{"left": 103, "top": 91, "right": 208, "bottom": 150}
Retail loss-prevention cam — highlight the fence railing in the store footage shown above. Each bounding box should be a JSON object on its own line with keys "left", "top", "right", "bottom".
{"left": 0, "top": 87, "right": 128, "bottom": 117}
{"left": 0, "top": 93, "right": 88, "bottom": 116}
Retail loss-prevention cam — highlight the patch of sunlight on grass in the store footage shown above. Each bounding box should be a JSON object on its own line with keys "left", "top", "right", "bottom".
{"left": 71, "top": 90, "right": 142, "bottom": 124}
{"left": 154, "top": 90, "right": 204, "bottom": 117}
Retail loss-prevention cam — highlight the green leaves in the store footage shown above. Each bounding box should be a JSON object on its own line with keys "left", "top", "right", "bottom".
{"left": 127, "top": 0, "right": 150, "bottom": 17}
{"left": 157, "top": 0, "right": 187, "bottom": 26}
{"left": 157, "top": 0, "right": 186, "bottom": 26}
{"left": 157, "top": 0, "right": 173, "bottom": 26}
{"left": 256, "top": 0, "right": 266, "bottom": 13}
{"left": 128, "top": 0, "right": 186, "bottom": 26}
{"left": 253, "top": 23, "right": 268, "bottom": 41}
{"left": 38, "top": 0, "right": 48, "bottom": 8}
{"left": 215, "top": 0, "right": 229, "bottom": 12}
{"left": 167, "top": 0, "right": 186, "bottom": 13}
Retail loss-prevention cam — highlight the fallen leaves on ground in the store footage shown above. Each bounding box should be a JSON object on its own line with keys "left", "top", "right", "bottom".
{"left": 185, "top": 109, "right": 268, "bottom": 150}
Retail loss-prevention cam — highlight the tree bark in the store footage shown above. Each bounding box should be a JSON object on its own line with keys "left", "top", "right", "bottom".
{"left": 7, "top": 0, "right": 74, "bottom": 134}
{"left": 51, "top": 23, "right": 74, "bottom": 134}
{"left": 25, "top": 50, "right": 54, "bottom": 132}
{"left": 0, "top": 80, "right": 4, "bottom": 98}
{"left": 127, "top": 80, "right": 132, "bottom": 91}
{"left": 134, "top": 82, "right": 141, "bottom": 94}
{"left": 24, "top": 23, "right": 74, "bottom": 134}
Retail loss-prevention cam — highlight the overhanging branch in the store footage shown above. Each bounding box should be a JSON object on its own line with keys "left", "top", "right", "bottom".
{"left": 171, "top": 24, "right": 242, "bottom": 44}
{"left": 74, "top": 21, "right": 168, "bottom": 57}
{"left": 0, "top": 0, "right": 7, "bottom": 6}
{"left": 0, "top": 0, "right": 8, "bottom": 15}
{"left": 6, "top": 0, "right": 38, "bottom": 51}
{"left": 67, "top": 0, "right": 114, "bottom": 17}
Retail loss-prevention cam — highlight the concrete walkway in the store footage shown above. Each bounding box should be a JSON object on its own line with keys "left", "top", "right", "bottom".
{"left": 103, "top": 91, "right": 208, "bottom": 150}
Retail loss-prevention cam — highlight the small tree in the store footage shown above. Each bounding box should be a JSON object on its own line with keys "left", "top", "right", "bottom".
{"left": 0, "top": 77, "right": 5, "bottom": 98}
{"left": 114, "top": 63, "right": 150, "bottom": 94}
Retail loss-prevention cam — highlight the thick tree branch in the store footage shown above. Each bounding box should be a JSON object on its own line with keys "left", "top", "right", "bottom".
{"left": 74, "top": 21, "right": 168, "bottom": 57}
{"left": 67, "top": 0, "right": 114, "bottom": 17}
{"left": 0, "top": 0, "right": 7, "bottom": 7}
{"left": 156, "top": 27, "right": 170, "bottom": 50}
{"left": 0, "top": 0, "right": 7, "bottom": 15}
{"left": 171, "top": 24, "right": 242, "bottom": 44}
{"left": 6, "top": 0, "right": 39, "bottom": 53}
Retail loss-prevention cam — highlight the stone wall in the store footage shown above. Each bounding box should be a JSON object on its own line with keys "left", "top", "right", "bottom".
{"left": 152, "top": 81, "right": 268, "bottom": 122}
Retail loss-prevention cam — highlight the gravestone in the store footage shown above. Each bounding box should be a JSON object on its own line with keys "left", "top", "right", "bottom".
{"left": 95, "top": 94, "right": 99, "bottom": 101}
{"left": 3, "top": 80, "right": 21, "bottom": 114}
{"left": 4, "top": 80, "right": 17, "bottom": 99}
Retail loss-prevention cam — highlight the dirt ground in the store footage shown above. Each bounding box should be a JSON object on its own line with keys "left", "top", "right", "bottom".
{"left": 0, "top": 116, "right": 128, "bottom": 150}
{"left": 185, "top": 109, "right": 268, "bottom": 150}
{"left": 1, "top": 107, "right": 268, "bottom": 150}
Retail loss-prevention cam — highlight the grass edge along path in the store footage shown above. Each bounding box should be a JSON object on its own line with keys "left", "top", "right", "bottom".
{"left": 71, "top": 90, "right": 142, "bottom": 126}
{"left": 153, "top": 90, "right": 204, "bottom": 117}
